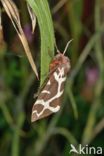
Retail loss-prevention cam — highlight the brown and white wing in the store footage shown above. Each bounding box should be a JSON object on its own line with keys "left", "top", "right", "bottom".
{"left": 31, "top": 67, "right": 67, "bottom": 122}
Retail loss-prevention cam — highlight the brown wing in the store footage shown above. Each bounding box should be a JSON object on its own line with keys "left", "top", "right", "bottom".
{"left": 31, "top": 67, "right": 67, "bottom": 122}
{"left": 35, "top": 65, "right": 59, "bottom": 97}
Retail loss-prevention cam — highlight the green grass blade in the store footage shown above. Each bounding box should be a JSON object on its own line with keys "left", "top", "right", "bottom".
{"left": 26, "top": 0, "right": 55, "bottom": 84}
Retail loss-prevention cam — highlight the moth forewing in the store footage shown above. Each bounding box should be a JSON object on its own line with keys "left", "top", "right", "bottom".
{"left": 31, "top": 53, "right": 71, "bottom": 122}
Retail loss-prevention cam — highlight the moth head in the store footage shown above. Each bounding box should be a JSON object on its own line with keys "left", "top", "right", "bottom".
{"left": 54, "top": 53, "right": 71, "bottom": 74}
{"left": 50, "top": 40, "right": 72, "bottom": 73}
{"left": 50, "top": 54, "right": 71, "bottom": 75}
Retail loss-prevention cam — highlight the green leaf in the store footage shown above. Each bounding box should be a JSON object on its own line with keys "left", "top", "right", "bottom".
{"left": 26, "top": 0, "right": 55, "bottom": 84}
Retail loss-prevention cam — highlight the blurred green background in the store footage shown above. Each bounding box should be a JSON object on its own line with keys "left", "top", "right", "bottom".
{"left": 0, "top": 0, "right": 104, "bottom": 156}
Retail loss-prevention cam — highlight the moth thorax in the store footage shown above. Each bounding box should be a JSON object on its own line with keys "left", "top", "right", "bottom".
{"left": 50, "top": 53, "right": 70, "bottom": 70}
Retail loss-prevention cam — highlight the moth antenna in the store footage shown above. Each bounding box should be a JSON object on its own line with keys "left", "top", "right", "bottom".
{"left": 55, "top": 42, "right": 60, "bottom": 53}
{"left": 63, "top": 39, "right": 73, "bottom": 55}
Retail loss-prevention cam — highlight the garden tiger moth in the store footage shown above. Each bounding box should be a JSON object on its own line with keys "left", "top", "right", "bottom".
{"left": 31, "top": 40, "right": 72, "bottom": 122}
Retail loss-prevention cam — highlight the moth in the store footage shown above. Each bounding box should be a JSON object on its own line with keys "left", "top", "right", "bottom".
{"left": 31, "top": 41, "right": 72, "bottom": 122}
